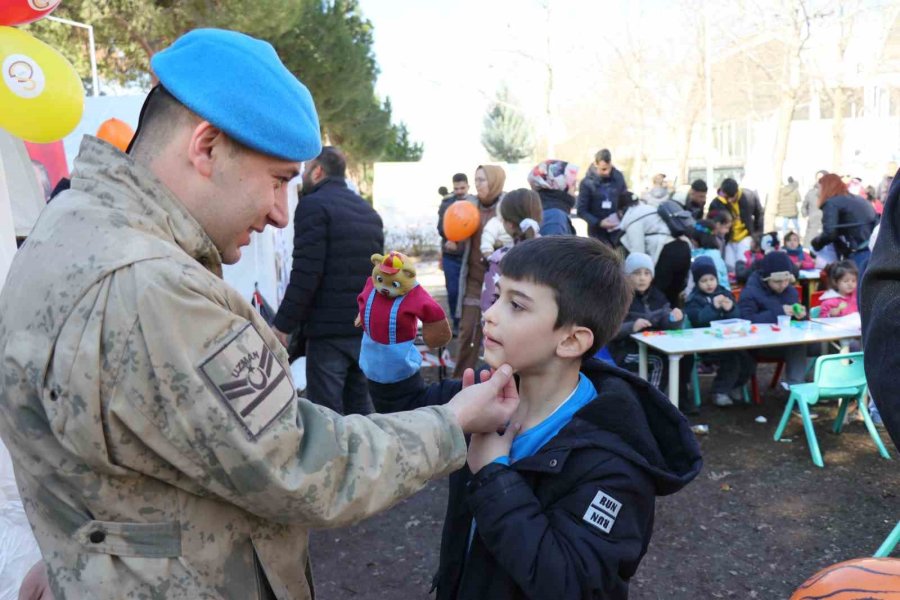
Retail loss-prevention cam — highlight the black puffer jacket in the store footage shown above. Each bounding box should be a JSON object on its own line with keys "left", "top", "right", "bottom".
{"left": 273, "top": 177, "right": 383, "bottom": 338}
{"left": 811, "top": 193, "right": 877, "bottom": 258}
{"left": 861, "top": 167, "right": 900, "bottom": 451}
{"left": 370, "top": 360, "right": 702, "bottom": 600}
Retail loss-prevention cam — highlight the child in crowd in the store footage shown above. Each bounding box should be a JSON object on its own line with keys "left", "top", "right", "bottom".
{"left": 685, "top": 220, "right": 729, "bottom": 296}
{"left": 734, "top": 235, "right": 765, "bottom": 284}
{"left": 684, "top": 257, "right": 755, "bottom": 407}
{"left": 480, "top": 200, "right": 514, "bottom": 257}
{"left": 819, "top": 260, "right": 858, "bottom": 317}
{"left": 480, "top": 189, "right": 543, "bottom": 312}
{"left": 609, "top": 253, "right": 685, "bottom": 391}
{"left": 737, "top": 252, "right": 808, "bottom": 387}
{"left": 369, "top": 237, "right": 702, "bottom": 600}
{"left": 783, "top": 230, "right": 815, "bottom": 270}
{"left": 711, "top": 211, "right": 733, "bottom": 253}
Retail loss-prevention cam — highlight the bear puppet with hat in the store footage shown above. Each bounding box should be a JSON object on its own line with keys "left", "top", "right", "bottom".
{"left": 355, "top": 251, "right": 452, "bottom": 384}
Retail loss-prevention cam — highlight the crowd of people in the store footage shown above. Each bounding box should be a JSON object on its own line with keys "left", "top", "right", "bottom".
{"left": 434, "top": 151, "right": 884, "bottom": 415}
{"left": 0, "top": 25, "right": 893, "bottom": 600}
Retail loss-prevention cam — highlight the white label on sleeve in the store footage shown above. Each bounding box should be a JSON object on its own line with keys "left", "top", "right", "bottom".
{"left": 582, "top": 490, "right": 621, "bottom": 534}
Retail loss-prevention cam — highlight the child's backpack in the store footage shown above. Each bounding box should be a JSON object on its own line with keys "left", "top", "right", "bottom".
{"left": 657, "top": 200, "right": 694, "bottom": 237}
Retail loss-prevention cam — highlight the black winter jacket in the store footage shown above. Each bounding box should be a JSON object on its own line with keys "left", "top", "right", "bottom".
{"left": 811, "top": 193, "right": 877, "bottom": 258}
{"left": 706, "top": 190, "right": 764, "bottom": 241}
{"left": 609, "top": 287, "right": 683, "bottom": 363}
{"left": 577, "top": 166, "right": 627, "bottom": 243}
{"left": 736, "top": 271, "right": 799, "bottom": 324}
{"left": 861, "top": 166, "right": 900, "bottom": 451}
{"left": 370, "top": 360, "right": 702, "bottom": 600}
{"left": 273, "top": 177, "right": 383, "bottom": 338}
{"left": 684, "top": 285, "right": 739, "bottom": 327}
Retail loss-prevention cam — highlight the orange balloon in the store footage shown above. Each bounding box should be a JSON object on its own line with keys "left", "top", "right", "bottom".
{"left": 791, "top": 557, "right": 900, "bottom": 599}
{"left": 96, "top": 118, "right": 134, "bottom": 152}
{"left": 443, "top": 200, "right": 480, "bottom": 242}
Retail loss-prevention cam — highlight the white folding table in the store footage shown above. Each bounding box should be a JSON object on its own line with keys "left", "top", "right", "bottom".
{"left": 631, "top": 320, "right": 861, "bottom": 407}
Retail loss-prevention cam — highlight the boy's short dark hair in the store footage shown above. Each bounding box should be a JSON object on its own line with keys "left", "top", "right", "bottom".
{"left": 500, "top": 236, "right": 630, "bottom": 356}
{"left": 711, "top": 211, "right": 733, "bottom": 225}
{"left": 316, "top": 146, "right": 346, "bottom": 178}
{"left": 690, "top": 179, "right": 708, "bottom": 192}
{"left": 452, "top": 173, "right": 468, "bottom": 183}
{"left": 720, "top": 178, "right": 739, "bottom": 198}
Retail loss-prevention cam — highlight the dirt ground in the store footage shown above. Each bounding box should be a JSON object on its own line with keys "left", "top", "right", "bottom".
{"left": 308, "top": 269, "right": 900, "bottom": 599}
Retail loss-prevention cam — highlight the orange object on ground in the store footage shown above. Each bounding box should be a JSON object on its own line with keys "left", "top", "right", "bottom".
{"left": 790, "top": 557, "right": 900, "bottom": 599}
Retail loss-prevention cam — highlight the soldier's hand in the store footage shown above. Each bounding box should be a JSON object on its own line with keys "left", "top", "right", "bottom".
{"left": 447, "top": 365, "right": 518, "bottom": 434}
{"left": 272, "top": 327, "right": 289, "bottom": 348}
{"left": 19, "top": 559, "right": 53, "bottom": 600}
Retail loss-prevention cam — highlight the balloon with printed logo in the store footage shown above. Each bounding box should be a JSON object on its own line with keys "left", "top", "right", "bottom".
{"left": 0, "top": 0, "right": 62, "bottom": 26}
{"left": 443, "top": 200, "right": 480, "bottom": 242}
{"left": 96, "top": 118, "right": 134, "bottom": 152}
{"left": 0, "top": 26, "right": 83, "bottom": 143}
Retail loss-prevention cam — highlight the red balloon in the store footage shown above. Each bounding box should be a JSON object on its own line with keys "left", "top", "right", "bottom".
{"left": 443, "top": 200, "right": 480, "bottom": 242}
{"left": 0, "top": 0, "right": 62, "bottom": 26}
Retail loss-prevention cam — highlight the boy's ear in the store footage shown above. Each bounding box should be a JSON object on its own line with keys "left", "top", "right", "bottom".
{"left": 557, "top": 326, "right": 594, "bottom": 360}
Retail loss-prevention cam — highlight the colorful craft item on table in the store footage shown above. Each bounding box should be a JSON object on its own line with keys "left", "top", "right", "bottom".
{"left": 96, "top": 118, "right": 134, "bottom": 152}
{"left": 0, "top": 26, "right": 83, "bottom": 142}
{"left": 792, "top": 303, "right": 805, "bottom": 317}
{"left": 443, "top": 200, "right": 479, "bottom": 242}
{"left": 0, "top": 0, "right": 61, "bottom": 26}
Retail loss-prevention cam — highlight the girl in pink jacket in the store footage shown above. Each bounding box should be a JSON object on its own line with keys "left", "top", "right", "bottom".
{"left": 819, "top": 260, "right": 858, "bottom": 317}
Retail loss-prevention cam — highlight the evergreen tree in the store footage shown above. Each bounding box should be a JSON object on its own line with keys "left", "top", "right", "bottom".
{"left": 481, "top": 86, "right": 533, "bottom": 164}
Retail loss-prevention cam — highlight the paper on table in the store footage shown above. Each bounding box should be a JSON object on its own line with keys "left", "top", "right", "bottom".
{"left": 814, "top": 313, "right": 861, "bottom": 329}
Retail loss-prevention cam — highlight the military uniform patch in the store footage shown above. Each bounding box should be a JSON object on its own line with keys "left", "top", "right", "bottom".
{"left": 199, "top": 322, "right": 293, "bottom": 439}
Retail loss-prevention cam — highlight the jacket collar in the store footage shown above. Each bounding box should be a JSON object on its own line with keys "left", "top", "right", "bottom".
{"left": 69, "top": 136, "right": 222, "bottom": 275}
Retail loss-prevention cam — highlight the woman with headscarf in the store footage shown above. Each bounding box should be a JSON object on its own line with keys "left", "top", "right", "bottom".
{"left": 452, "top": 165, "right": 506, "bottom": 377}
{"left": 811, "top": 173, "right": 878, "bottom": 276}
{"left": 527, "top": 159, "right": 578, "bottom": 236}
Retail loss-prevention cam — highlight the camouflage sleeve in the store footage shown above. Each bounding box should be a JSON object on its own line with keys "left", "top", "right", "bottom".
{"left": 106, "top": 262, "right": 466, "bottom": 527}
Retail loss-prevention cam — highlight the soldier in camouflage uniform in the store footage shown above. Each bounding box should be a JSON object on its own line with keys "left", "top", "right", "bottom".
{"left": 0, "top": 29, "right": 518, "bottom": 600}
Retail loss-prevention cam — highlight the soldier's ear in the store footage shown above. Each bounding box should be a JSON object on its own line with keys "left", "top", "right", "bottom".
{"left": 371, "top": 254, "right": 384, "bottom": 267}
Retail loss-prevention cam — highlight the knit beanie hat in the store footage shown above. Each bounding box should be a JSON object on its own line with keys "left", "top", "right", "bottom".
{"left": 758, "top": 251, "right": 795, "bottom": 280}
{"left": 624, "top": 252, "right": 654, "bottom": 277}
{"left": 690, "top": 256, "right": 718, "bottom": 285}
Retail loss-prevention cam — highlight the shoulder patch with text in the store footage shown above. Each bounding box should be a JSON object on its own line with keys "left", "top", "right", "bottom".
{"left": 199, "top": 322, "right": 293, "bottom": 439}
{"left": 582, "top": 490, "right": 622, "bottom": 534}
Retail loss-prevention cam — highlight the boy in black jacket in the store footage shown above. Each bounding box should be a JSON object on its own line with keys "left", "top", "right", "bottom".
{"left": 683, "top": 256, "right": 755, "bottom": 407}
{"left": 608, "top": 252, "right": 685, "bottom": 393}
{"left": 370, "top": 237, "right": 702, "bottom": 600}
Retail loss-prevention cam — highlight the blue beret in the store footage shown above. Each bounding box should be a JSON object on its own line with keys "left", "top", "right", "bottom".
{"left": 151, "top": 28, "right": 321, "bottom": 162}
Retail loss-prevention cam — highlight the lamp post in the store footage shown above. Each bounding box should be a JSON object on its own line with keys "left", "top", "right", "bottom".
{"left": 46, "top": 15, "right": 99, "bottom": 97}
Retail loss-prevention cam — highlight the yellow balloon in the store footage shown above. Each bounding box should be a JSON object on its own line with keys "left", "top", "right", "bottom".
{"left": 0, "top": 26, "right": 83, "bottom": 143}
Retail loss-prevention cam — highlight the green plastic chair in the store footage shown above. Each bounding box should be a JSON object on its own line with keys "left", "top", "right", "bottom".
{"left": 774, "top": 351, "right": 891, "bottom": 467}
{"left": 875, "top": 521, "right": 900, "bottom": 557}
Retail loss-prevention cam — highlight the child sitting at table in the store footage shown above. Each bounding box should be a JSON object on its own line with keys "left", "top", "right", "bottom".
{"left": 783, "top": 230, "right": 815, "bottom": 270}
{"left": 609, "top": 252, "right": 685, "bottom": 395}
{"left": 684, "top": 257, "right": 755, "bottom": 407}
{"left": 819, "top": 260, "right": 858, "bottom": 317}
{"left": 685, "top": 220, "right": 729, "bottom": 296}
{"left": 737, "top": 252, "right": 808, "bottom": 388}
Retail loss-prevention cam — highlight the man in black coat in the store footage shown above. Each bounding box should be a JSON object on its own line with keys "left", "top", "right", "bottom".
{"left": 577, "top": 148, "right": 628, "bottom": 245}
{"left": 861, "top": 167, "right": 900, "bottom": 451}
{"left": 273, "top": 146, "right": 384, "bottom": 414}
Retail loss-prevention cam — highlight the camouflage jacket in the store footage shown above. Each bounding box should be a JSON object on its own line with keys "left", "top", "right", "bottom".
{"left": 0, "top": 137, "right": 466, "bottom": 599}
